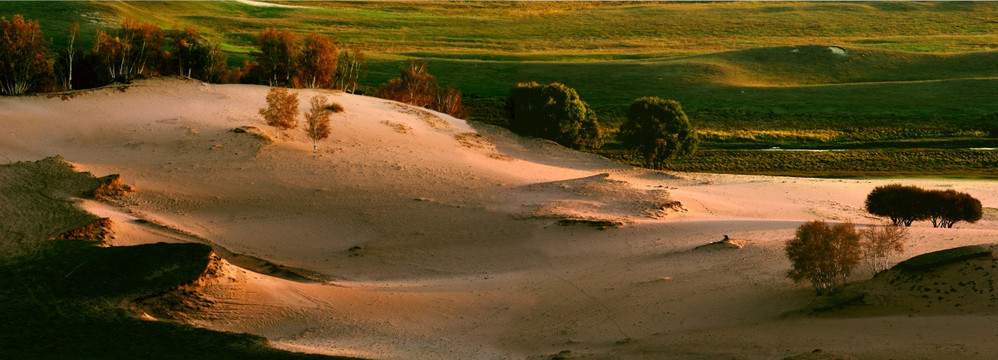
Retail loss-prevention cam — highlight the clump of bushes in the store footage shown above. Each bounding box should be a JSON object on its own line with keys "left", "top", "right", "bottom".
{"left": 865, "top": 184, "right": 982, "bottom": 228}
{"left": 507, "top": 81, "right": 603, "bottom": 150}
{"left": 375, "top": 59, "right": 466, "bottom": 118}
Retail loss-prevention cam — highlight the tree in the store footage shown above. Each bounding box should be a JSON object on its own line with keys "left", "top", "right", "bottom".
{"left": 785, "top": 220, "right": 862, "bottom": 295}
{"left": 170, "top": 25, "right": 228, "bottom": 83}
{"left": 866, "top": 185, "right": 982, "bottom": 228}
{"left": 62, "top": 23, "right": 79, "bottom": 90}
{"left": 93, "top": 18, "right": 165, "bottom": 83}
{"left": 296, "top": 32, "right": 337, "bottom": 89}
{"left": 0, "top": 15, "right": 52, "bottom": 95}
{"left": 259, "top": 87, "right": 299, "bottom": 139}
{"left": 925, "top": 189, "right": 982, "bottom": 228}
{"left": 303, "top": 95, "right": 343, "bottom": 153}
{"left": 375, "top": 59, "right": 467, "bottom": 118}
{"left": 864, "top": 184, "right": 928, "bottom": 226}
{"left": 619, "top": 97, "right": 698, "bottom": 169}
{"left": 334, "top": 44, "right": 365, "bottom": 94}
{"left": 507, "top": 82, "right": 603, "bottom": 149}
{"left": 860, "top": 223, "right": 907, "bottom": 273}
{"left": 254, "top": 27, "right": 298, "bottom": 86}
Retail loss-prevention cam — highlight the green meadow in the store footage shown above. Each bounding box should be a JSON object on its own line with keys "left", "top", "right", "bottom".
{"left": 3, "top": 1, "right": 997, "bottom": 177}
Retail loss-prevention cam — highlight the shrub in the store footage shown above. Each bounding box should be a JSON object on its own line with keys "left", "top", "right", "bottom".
{"left": 304, "top": 95, "right": 342, "bottom": 153}
{"left": 0, "top": 15, "right": 52, "bottom": 95}
{"left": 860, "top": 223, "right": 907, "bottom": 273}
{"left": 376, "top": 59, "right": 467, "bottom": 118}
{"left": 619, "top": 97, "right": 698, "bottom": 169}
{"left": 259, "top": 87, "right": 299, "bottom": 139}
{"left": 785, "top": 220, "right": 862, "bottom": 295}
{"left": 507, "top": 82, "right": 603, "bottom": 149}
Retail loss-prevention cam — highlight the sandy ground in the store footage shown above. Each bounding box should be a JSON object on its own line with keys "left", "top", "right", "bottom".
{"left": 2, "top": 78, "right": 997, "bottom": 359}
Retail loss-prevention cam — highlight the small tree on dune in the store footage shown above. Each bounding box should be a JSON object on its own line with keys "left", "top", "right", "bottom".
{"left": 0, "top": 15, "right": 52, "bottom": 95}
{"left": 860, "top": 223, "right": 908, "bottom": 273}
{"left": 304, "top": 95, "right": 343, "bottom": 153}
{"left": 619, "top": 97, "right": 698, "bottom": 170}
{"left": 785, "top": 220, "right": 862, "bottom": 295}
{"left": 259, "top": 87, "right": 299, "bottom": 139}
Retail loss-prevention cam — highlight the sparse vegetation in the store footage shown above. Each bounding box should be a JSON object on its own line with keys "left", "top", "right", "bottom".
{"left": 259, "top": 87, "right": 299, "bottom": 139}
{"left": 507, "top": 82, "right": 602, "bottom": 150}
{"left": 785, "top": 220, "right": 862, "bottom": 295}
{"left": 619, "top": 97, "right": 697, "bottom": 169}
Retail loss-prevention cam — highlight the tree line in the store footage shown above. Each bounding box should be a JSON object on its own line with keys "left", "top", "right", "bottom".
{"left": 0, "top": 15, "right": 367, "bottom": 95}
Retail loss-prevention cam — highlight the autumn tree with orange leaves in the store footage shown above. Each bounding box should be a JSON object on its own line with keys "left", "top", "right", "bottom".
{"left": 0, "top": 15, "right": 52, "bottom": 95}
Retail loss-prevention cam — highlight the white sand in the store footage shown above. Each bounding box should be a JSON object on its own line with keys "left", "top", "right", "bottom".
{"left": 2, "top": 78, "right": 997, "bottom": 359}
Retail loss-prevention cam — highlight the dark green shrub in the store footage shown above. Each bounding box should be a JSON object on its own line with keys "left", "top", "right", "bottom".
{"left": 507, "top": 82, "right": 603, "bottom": 149}
{"left": 619, "top": 97, "right": 698, "bottom": 169}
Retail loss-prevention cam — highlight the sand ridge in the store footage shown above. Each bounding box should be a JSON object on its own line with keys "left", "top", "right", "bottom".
{"left": 1, "top": 78, "right": 997, "bottom": 359}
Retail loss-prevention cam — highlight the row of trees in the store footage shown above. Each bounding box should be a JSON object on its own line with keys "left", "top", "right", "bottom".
{"left": 0, "top": 15, "right": 368, "bottom": 95}
{"left": 865, "top": 184, "right": 983, "bottom": 228}
{"left": 250, "top": 27, "right": 365, "bottom": 93}
{"left": 506, "top": 82, "right": 698, "bottom": 167}
{"left": 785, "top": 220, "right": 908, "bottom": 295}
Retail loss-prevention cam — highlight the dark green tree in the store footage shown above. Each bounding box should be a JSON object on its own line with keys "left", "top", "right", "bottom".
{"left": 865, "top": 184, "right": 928, "bottom": 226}
{"left": 619, "top": 97, "right": 698, "bottom": 169}
{"left": 507, "top": 82, "right": 602, "bottom": 149}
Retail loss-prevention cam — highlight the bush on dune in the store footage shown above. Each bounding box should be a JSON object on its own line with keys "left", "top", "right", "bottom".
{"left": 507, "top": 81, "right": 603, "bottom": 150}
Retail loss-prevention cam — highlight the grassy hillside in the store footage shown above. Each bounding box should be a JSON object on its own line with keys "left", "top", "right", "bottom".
{"left": 2, "top": 1, "right": 997, "bottom": 176}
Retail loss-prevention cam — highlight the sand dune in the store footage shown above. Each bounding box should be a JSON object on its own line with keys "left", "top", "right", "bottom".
{"left": 2, "top": 78, "right": 997, "bottom": 359}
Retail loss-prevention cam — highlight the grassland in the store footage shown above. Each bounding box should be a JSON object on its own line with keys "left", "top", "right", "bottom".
{"left": 2, "top": 1, "right": 998, "bottom": 177}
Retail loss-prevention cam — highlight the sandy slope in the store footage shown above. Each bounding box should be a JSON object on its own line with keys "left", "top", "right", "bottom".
{"left": 2, "top": 78, "right": 997, "bottom": 359}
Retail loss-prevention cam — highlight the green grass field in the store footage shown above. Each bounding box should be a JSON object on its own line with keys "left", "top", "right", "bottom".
{"left": 2, "top": 1, "right": 997, "bottom": 177}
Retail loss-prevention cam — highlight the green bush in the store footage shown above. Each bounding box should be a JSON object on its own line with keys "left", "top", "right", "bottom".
{"left": 507, "top": 82, "right": 603, "bottom": 149}
{"left": 619, "top": 97, "right": 698, "bottom": 169}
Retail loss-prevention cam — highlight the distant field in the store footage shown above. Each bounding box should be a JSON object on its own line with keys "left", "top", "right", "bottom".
{"left": 2, "top": 1, "right": 997, "bottom": 177}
